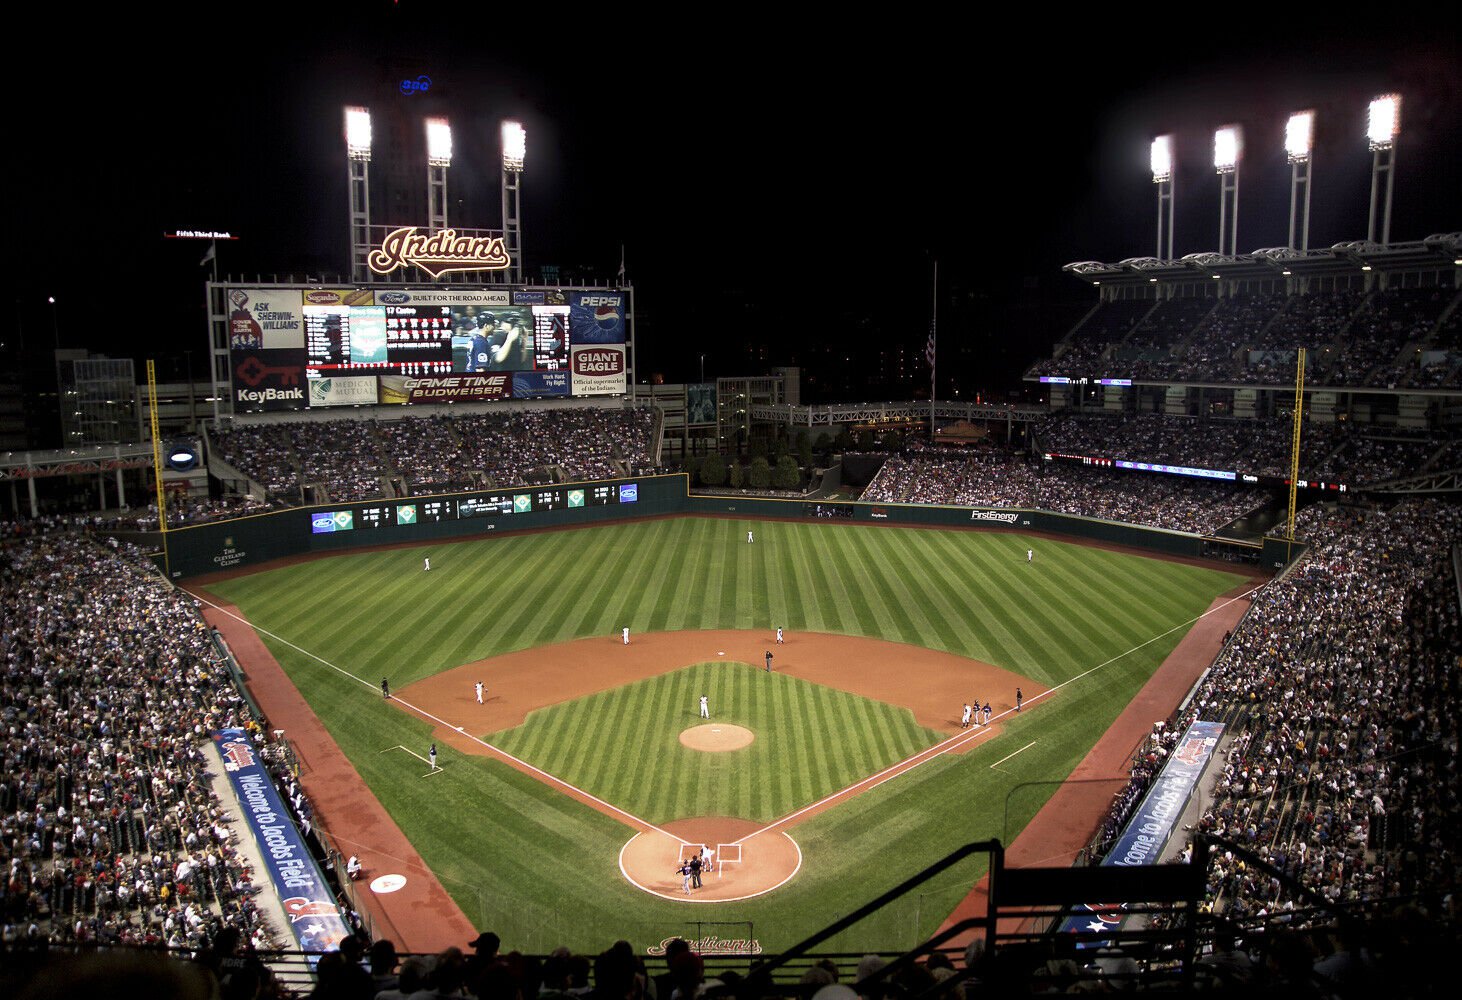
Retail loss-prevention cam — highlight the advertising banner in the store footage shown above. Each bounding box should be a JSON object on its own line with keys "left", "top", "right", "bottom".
{"left": 570, "top": 344, "right": 627, "bottom": 396}
{"left": 213, "top": 729, "right": 352, "bottom": 951}
{"left": 1057, "top": 719, "right": 1224, "bottom": 941}
{"left": 569, "top": 291, "right": 626, "bottom": 344}
{"left": 301, "top": 288, "right": 375, "bottom": 309}
{"left": 379, "top": 372, "right": 512, "bottom": 404}
{"left": 376, "top": 288, "right": 511, "bottom": 308}
{"left": 232, "top": 349, "right": 307, "bottom": 412}
{"left": 686, "top": 383, "right": 717, "bottom": 425}
{"left": 513, "top": 371, "right": 571, "bottom": 398}
{"left": 307, "top": 375, "right": 380, "bottom": 408}
{"left": 228, "top": 288, "right": 306, "bottom": 351}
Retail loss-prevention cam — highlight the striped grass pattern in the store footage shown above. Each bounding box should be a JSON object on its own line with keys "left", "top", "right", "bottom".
{"left": 206, "top": 517, "right": 1248, "bottom": 951}
{"left": 491, "top": 662, "right": 944, "bottom": 824}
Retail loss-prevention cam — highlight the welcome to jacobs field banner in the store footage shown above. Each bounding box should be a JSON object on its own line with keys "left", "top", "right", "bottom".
{"left": 214, "top": 728, "right": 353, "bottom": 951}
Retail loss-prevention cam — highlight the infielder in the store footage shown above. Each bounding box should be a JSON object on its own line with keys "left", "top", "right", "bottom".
{"left": 961, "top": 704, "right": 972, "bottom": 729}
{"left": 475, "top": 681, "right": 484, "bottom": 704}
{"left": 776, "top": 626, "right": 784, "bottom": 644}
{"left": 622, "top": 626, "right": 629, "bottom": 645}
{"left": 699, "top": 695, "right": 709, "bottom": 719}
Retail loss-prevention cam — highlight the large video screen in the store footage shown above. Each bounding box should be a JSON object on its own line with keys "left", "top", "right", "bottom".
{"left": 229, "top": 285, "right": 627, "bottom": 411}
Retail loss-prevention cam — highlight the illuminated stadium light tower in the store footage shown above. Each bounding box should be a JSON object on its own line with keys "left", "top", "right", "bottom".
{"left": 1367, "top": 94, "right": 1400, "bottom": 245}
{"left": 1286, "top": 111, "right": 1314, "bottom": 252}
{"left": 425, "top": 116, "right": 452, "bottom": 234}
{"left": 1151, "top": 136, "right": 1175, "bottom": 260}
{"left": 344, "top": 106, "right": 373, "bottom": 283}
{"left": 501, "top": 120, "right": 525, "bottom": 284}
{"left": 1214, "top": 125, "right": 1242, "bottom": 257}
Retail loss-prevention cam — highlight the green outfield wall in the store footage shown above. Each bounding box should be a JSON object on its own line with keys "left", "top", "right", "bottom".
{"left": 146, "top": 470, "right": 1274, "bottom": 580}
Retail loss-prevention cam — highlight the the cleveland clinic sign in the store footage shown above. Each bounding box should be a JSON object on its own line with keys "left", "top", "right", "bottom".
{"left": 368, "top": 227, "right": 510, "bottom": 278}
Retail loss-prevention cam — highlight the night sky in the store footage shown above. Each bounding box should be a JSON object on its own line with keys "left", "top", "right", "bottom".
{"left": 13, "top": 4, "right": 1460, "bottom": 401}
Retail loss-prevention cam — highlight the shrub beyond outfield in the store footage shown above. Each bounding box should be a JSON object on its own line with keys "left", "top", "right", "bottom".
{"left": 206, "top": 517, "right": 1248, "bottom": 952}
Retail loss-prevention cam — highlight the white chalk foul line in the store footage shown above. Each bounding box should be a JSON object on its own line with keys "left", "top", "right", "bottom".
{"left": 734, "top": 586, "right": 1261, "bottom": 847}
{"left": 194, "top": 594, "right": 682, "bottom": 844}
{"left": 990, "top": 741, "right": 1037, "bottom": 770}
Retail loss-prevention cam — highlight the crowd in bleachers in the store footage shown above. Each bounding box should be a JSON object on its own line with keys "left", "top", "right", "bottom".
{"left": 1033, "top": 285, "right": 1462, "bottom": 388}
{"left": 861, "top": 455, "right": 1266, "bottom": 534}
{"left": 210, "top": 406, "right": 658, "bottom": 507}
{"left": 1099, "top": 499, "right": 1462, "bottom": 931}
{"left": 0, "top": 532, "right": 277, "bottom": 951}
{"left": 1034, "top": 412, "right": 1454, "bottom": 485}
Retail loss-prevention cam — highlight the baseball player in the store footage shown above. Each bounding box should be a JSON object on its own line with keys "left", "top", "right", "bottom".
{"left": 429, "top": 744, "right": 438, "bottom": 771}
{"left": 1026, "top": 549, "right": 1033, "bottom": 564}
{"left": 424, "top": 556, "right": 431, "bottom": 571}
{"left": 1016, "top": 687, "right": 1023, "bottom": 712}
{"left": 622, "top": 626, "right": 630, "bottom": 645}
{"left": 776, "top": 626, "right": 784, "bottom": 644}
{"left": 699, "top": 695, "right": 709, "bottom": 719}
{"left": 381, "top": 678, "right": 390, "bottom": 699}
{"left": 764, "top": 650, "right": 773, "bottom": 673}
{"left": 475, "top": 681, "right": 484, "bottom": 704}
{"left": 747, "top": 529, "right": 754, "bottom": 544}
{"left": 983, "top": 702, "right": 992, "bottom": 725}
{"left": 961, "top": 704, "right": 972, "bottom": 729}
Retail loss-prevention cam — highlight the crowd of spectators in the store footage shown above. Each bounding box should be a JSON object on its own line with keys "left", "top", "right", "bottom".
{"left": 210, "top": 407, "right": 658, "bottom": 506}
{"left": 1100, "top": 499, "right": 1462, "bottom": 935}
{"left": 0, "top": 532, "right": 277, "bottom": 951}
{"left": 861, "top": 455, "right": 1266, "bottom": 534}
{"left": 1034, "top": 412, "right": 1455, "bottom": 485}
{"left": 1030, "top": 285, "right": 1462, "bottom": 388}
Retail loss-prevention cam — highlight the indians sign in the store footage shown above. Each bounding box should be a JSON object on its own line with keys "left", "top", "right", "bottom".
{"left": 368, "top": 227, "right": 511, "bottom": 278}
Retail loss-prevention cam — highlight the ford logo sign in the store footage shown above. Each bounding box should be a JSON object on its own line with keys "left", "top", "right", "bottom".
{"left": 379, "top": 292, "right": 410, "bottom": 304}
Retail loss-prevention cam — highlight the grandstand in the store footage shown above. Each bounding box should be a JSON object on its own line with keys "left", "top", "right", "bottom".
{"left": 5, "top": 229, "right": 1461, "bottom": 997}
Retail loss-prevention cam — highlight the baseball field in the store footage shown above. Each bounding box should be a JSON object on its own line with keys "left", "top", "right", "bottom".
{"left": 196, "top": 516, "right": 1252, "bottom": 953}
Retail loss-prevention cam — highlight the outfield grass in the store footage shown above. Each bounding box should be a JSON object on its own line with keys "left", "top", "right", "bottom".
{"left": 206, "top": 517, "right": 1247, "bottom": 952}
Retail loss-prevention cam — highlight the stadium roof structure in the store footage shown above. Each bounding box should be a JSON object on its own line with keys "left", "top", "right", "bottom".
{"left": 1063, "top": 232, "right": 1461, "bottom": 287}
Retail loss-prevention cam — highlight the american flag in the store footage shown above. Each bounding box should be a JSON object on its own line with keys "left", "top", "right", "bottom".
{"left": 925, "top": 325, "right": 936, "bottom": 368}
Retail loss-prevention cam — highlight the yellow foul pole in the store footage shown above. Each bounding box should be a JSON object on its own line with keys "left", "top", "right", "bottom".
{"left": 1285, "top": 348, "right": 1306, "bottom": 564}
{"left": 147, "top": 360, "right": 170, "bottom": 577}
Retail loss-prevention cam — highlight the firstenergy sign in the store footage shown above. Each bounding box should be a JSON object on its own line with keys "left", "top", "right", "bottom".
{"left": 368, "top": 227, "right": 510, "bottom": 278}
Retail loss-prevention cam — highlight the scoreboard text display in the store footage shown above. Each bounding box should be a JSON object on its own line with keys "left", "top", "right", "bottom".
{"left": 230, "top": 285, "right": 626, "bottom": 411}
{"left": 306, "top": 485, "right": 640, "bottom": 538}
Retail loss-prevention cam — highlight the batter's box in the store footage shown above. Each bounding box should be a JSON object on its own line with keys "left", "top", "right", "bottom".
{"left": 714, "top": 843, "right": 741, "bottom": 877}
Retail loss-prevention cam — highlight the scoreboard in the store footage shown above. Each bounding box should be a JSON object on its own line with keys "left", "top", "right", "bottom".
{"left": 306, "top": 483, "right": 641, "bottom": 537}
{"left": 306, "top": 304, "right": 454, "bottom": 377}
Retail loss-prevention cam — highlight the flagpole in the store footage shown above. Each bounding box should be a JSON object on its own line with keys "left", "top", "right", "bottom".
{"left": 929, "top": 259, "right": 937, "bottom": 441}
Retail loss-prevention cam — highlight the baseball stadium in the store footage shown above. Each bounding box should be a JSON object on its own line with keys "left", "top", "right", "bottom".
{"left": 5, "top": 50, "right": 1462, "bottom": 1000}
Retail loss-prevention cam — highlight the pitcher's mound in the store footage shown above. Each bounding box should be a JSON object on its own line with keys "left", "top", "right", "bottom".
{"left": 680, "top": 724, "right": 754, "bottom": 751}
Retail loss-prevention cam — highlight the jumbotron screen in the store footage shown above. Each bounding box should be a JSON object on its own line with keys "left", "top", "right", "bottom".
{"left": 227, "top": 286, "right": 627, "bottom": 411}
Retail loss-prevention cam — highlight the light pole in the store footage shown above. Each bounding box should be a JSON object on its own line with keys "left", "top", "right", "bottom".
{"left": 1214, "top": 125, "right": 1242, "bottom": 257}
{"left": 426, "top": 116, "right": 452, "bottom": 233}
{"left": 501, "top": 121, "right": 525, "bottom": 284}
{"left": 344, "top": 106, "right": 373, "bottom": 283}
{"left": 1151, "top": 136, "right": 1174, "bottom": 259}
{"left": 1285, "top": 111, "right": 1314, "bottom": 251}
{"left": 1367, "top": 94, "right": 1400, "bottom": 246}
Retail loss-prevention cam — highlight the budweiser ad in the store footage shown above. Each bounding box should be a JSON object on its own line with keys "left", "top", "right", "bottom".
{"left": 379, "top": 373, "right": 512, "bottom": 404}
